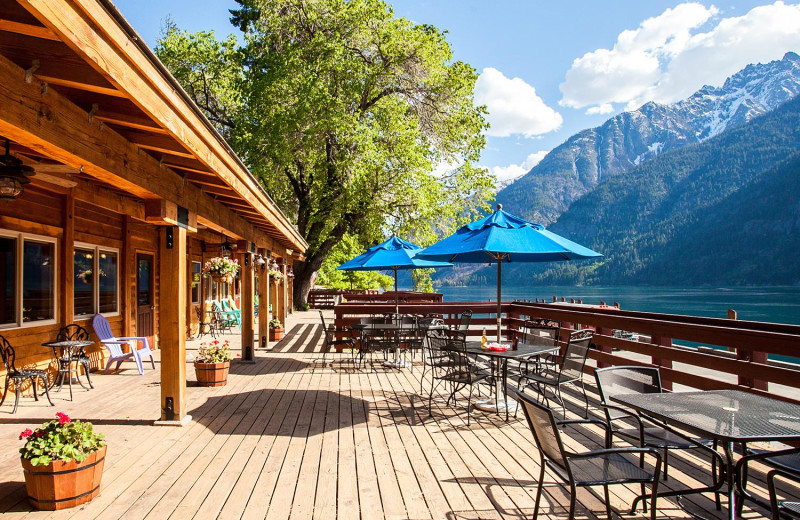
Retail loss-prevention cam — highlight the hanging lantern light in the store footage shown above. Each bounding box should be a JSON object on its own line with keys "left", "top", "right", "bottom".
{"left": 0, "top": 139, "right": 35, "bottom": 201}
{"left": 220, "top": 241, "right": 232, "bottom": 258}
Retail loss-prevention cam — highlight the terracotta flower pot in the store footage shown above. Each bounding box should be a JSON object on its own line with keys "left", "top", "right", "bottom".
{"left": 211, "top": 273, "right": 234, "bottom": 284}
{"left": 269, "top": 328, "right": 284, "bottom": 341}
{"left": 22, "top": 445, "right": 106, "bottom": 510}
{"left": 194, "top": 360, "right": 230, "bottom": 387}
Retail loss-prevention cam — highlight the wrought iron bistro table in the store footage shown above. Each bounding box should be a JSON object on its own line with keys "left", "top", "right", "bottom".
{"left": 41, "top": 339, "right": 94, "bottom": 401}
{"left": 612, "top": 389, "right": 800, "bottom": 520}
{"left": 466, "top": 342, "right": 559, "bottom": 421}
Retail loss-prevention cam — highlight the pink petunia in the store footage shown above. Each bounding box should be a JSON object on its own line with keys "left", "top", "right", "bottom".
{"left": 19, "top": 428, "right": 33, "bottom": 440}
{"left": 56, "top": 412, "right": 71, "bottom": 425}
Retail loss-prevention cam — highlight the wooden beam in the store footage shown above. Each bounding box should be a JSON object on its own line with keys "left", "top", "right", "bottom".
{"left": 21, "top": 0, "right": 307, "bottom": 252}
{"left": 0, "top": 19, "right": 59, "bottom": 41}
{"left": 61, "top": 191, "right": 74, "bottom": 324}
{"left": 240, "top": 250, "right": 255, "bottom": 362}
{"left": 123, "top": 132, "right": 195, "bottom": 159}
{"left": 37, "top": 74, "right": 124, "bottom": 98}
{"left": 72, "top": 178, "right": 146, "bottom": 221}
{"left": 0, "top": 50, "right": 267, "bottom": 246}
{"left": 257, "top": 247, "right": 270, "bottom": 350}
{"left": 95, "top": 108, "right": 168, "bottom": 135}
{"left": 157, "top": 225, "right": 189, "bottom": 425}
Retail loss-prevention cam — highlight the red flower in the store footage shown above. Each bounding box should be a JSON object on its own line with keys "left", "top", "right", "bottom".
{"left": 56, "top": 412, "right": 71, "bottom": 425}
{"left": 19, "top": 428, "right": 33, "bottom": 440}
{"left": 213, "top": 340, "right": 219, "bottom": 345}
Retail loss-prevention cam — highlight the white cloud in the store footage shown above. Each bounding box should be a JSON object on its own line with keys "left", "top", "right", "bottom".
{"left": 586, "top": 103, "right": 615, "bottom": 115}
{"left": 488, "top": 151, "right": 548, "bottom": 183}
{"left": 560, "top": 2, "right": 800, "bottom": 112}
{"left": 475, "top": 68, "right": 563, "bottom": 138}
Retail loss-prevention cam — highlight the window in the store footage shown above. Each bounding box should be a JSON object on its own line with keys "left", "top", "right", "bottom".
{"left": 191, "top": 261, "right": 201, "bottom": 304}
{"left": 0, "top": 231, "right": 57, "bottom": 328}
{"left": 73, "top": 244, "right": 119, "bottom": 317}
{"left": 23, "top": 241, "right": 55, "bottom": 322}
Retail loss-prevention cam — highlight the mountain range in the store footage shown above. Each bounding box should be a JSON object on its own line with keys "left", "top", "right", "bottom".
{"left": 495, "top": 52, "right": 800, "bottom": 226}
{"left": 440, "top": 52, "right": 800, "bottom": 287}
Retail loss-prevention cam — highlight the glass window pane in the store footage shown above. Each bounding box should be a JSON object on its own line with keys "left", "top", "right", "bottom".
{"left": 74, "top": 248, "right": 95, "bottom": 316}
{"left": 191, "top": 261, "right": 201, "bottom": 304}
{"left": 99, "top": 251, "right": 118, "bottom": 313}
{"left": 137, "top": 257, "right": 152, "bottom": 306}
{"left": 23, "top": 240, "right": 55, "bottom": 322}
{"left": 0, "top": 236, "right": 16, "bottom": 325}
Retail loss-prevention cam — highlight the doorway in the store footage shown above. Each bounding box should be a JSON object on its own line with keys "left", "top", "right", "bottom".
{"left": 136, "top": 253, "right": 155, "bottom": 345}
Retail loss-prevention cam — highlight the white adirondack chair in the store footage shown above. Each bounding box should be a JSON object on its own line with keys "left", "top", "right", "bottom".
{"left": 92, "top": 314, "right": 155, "bottom": 375}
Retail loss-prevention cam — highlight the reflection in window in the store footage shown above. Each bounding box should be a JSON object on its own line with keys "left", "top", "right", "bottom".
{"left": 23, "top": 241, "right": 55, "bottom": 322}
{"left": 0, "top": 237, "right": 16, "bottom": 325}
{"left": 191, "top": 261, "right": 201, "bottom": 304}
{"left": 74, "top": 249, "right": 94, "bottom": 316}
{"left": 138, "top": 257, "right": 151, "bottom": 306}
{"left": 99, "top": 252, "right": 118, "bottom": 313}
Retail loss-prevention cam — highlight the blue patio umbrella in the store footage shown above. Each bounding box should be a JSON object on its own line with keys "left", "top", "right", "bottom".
{"left": 337, "top": 236, "right": 453, "bottom": 314}
{"left": 416, "top": 205, "right": 602, "bottom": 341}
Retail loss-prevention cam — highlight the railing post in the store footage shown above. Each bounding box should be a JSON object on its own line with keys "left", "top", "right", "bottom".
{"left": 729, "top": 309, "right": 769, "bottom": 390}
{"left": 651, "top": 335, "right": 673, "bottom": 391}
{"left": 596, "top": 325, "right": 614, "bottom": 368}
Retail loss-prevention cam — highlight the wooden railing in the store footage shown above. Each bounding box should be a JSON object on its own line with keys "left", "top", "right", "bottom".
{"left": 308, "top": 289, "right": 379, "bottom": 309}
{"left": 341, "top": 291, "right": 444, "bottom": 304}
{"left": 333, "top": 300, "right": 800, "bottom": 403}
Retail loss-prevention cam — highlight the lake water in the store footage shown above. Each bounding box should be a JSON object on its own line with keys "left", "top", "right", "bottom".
{"left": 431, "top": 285, "right": 800, "bottom": 326}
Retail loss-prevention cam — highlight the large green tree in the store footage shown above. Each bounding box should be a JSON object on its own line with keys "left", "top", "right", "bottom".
{"left": 157, "top": 0, "right": 493, "bottom": 307}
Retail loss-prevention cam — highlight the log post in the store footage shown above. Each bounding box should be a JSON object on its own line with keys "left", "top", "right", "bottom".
{"left": 279, "top": 261, "right": 288, "bottom": 326}
{"left": 61, "top": 191, "right": 74, "bottom": 326}
{"left": 156, "top": 226, "right": 190, "bottom": 425}
{"left": 240, "top": 249, "right": 255, "bottom": 363}
{"left": 257, "top": 248, "right": 270, "bottom": 350}
{"left": 596, "top": 325, "right": 614, "bottom": 368}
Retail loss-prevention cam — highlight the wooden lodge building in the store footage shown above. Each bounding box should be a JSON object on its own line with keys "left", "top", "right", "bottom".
{"left": 0, "top": 0, "right": 307, "bottom": 424}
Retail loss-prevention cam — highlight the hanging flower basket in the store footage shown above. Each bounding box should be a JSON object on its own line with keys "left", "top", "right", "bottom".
{"left": 203, "top": 257, "right": 239, "bottom": 284}
{"left": 269, "top": 270, "right": 284, "bottom": 283}
{"left": 19, "top": 413, "right": 106, "bottom": 510}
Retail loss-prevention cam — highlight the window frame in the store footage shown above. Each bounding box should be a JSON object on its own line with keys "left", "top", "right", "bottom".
{"left": 191, "top": 260, "right": 202, "bottom": 305}
{"left": 73, "top": 241, "right": 120, "bottom": 318}
{"left": 0, "top": 229, "right": 58, "bottom": 329}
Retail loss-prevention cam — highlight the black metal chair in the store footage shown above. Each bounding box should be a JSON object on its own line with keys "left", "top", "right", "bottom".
{"left": 523, "top": 318, "right": 561, "bottom": 346}
{"left": 768, "top": 468, "right": 800, "bottom": 519}
{"left": 451, "top": 309, "right": 472, "bottom": 339}
{"left": 317, "top": 310, "right": 355, "bottom": 367}
{"left": 424, "top": 328, "right": 489, "bottom": 425}
{"left": 517, "top": 329, "right": 594, "bottom": 419}
{"left": 418, "top": 317, "right": 445, "bottom": 392}
{"left": 195, "top": 306, "right": 215, "bottom": 339}
{"left": 53, "top": 324, "right": 95, "bottom": 399}
{"left": 0, "top": 335, "right": 54, "bottom": 413}
{"left": 737, "top": 446, "right": 800, "bottom": 515}
{"left": 594, "top": 365, "right": 721, "bottom": 509}
{"left": 515, "top": 390, "right": 662, "bottom": 520}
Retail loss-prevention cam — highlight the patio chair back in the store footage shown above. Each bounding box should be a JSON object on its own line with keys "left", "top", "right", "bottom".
{"left": 56, "top": 324, "right": 90, "bottom": 342}
{"left": 516, "top": 390, "right": 570, "bottom": 471}
{"left": 428, "top": 330, "right": 471, "bottom": 379}
{"left": 456, "top": 309, "right": 472, "bottom": 332}
{"left": 319, "top": 311, "right": 339, "bottom": 349}
{"left": 0, "top": 335, "right": 17, "bottom": 373}
{"left": 423, "top": 327, "right": 454, "bottom": 368}
{"left": 523, "top": 318, "right": 560, "bottom": 346}
{"left": 92, "top": 313, "right": 115, "bottom": 341}
{"left": 594, "top": 366, "right": 662, "bottom": 422}
{"left": 559, "top": 329, "right": 593, "bottom": 384}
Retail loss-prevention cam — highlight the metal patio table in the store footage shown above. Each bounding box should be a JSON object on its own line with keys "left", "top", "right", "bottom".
{"left": 42, "top": 339, "right": 94, "bottom": 400}
{"left": 612, "top": 389, "right": 800, "bottom": 520}
{"left": 465, "top": 342, "right": 559, "bottom": 421}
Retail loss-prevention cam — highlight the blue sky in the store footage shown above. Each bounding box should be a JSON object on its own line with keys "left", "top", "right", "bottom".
{"left": 114, "top": 0, "right": 800, "bottom": 182}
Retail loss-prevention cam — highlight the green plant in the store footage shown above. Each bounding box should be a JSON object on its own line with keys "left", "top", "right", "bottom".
{"left": 19, "top": 413, "right": 105, "bottom": 467}
{"left": 203, "top": 256, "right": 239, "bottom": 277}
{"left": 268, "top": 270, "right": 284, "bottom": 282}
{"left": 195, "top": 339, "right": 234, "bottom": 363}
{"left": 268, "top": 319, "right": 283, "bottom": 330}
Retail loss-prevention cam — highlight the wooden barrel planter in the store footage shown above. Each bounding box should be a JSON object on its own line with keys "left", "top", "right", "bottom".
{"left": 22, "top": 445, "right": 106, "bottom": 510}
{"left": 194, "top": 361, "right": 230, "bottom": 387}
{"left": 269, "top": 328, "right": 285, "bottom": 341}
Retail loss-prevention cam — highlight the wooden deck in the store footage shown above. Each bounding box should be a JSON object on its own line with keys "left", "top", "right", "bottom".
{"left": 0, "top": 311, "right": 788, "bottom": 519}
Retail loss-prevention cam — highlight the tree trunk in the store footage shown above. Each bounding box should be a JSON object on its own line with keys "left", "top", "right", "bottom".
{"left": 292, "top": 257, "right": 322, "bottom": 309}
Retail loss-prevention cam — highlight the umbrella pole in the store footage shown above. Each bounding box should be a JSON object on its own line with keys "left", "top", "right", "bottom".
{"left": 394, "top": 267, "right": 399, "bottom": 317}
{"left": 496, "top": 257, "right": 502, "bottom": 342}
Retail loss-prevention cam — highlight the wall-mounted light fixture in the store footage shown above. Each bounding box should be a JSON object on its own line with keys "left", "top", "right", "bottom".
{"left": 0, "top": 139, "right": 35, "bottom": 201}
